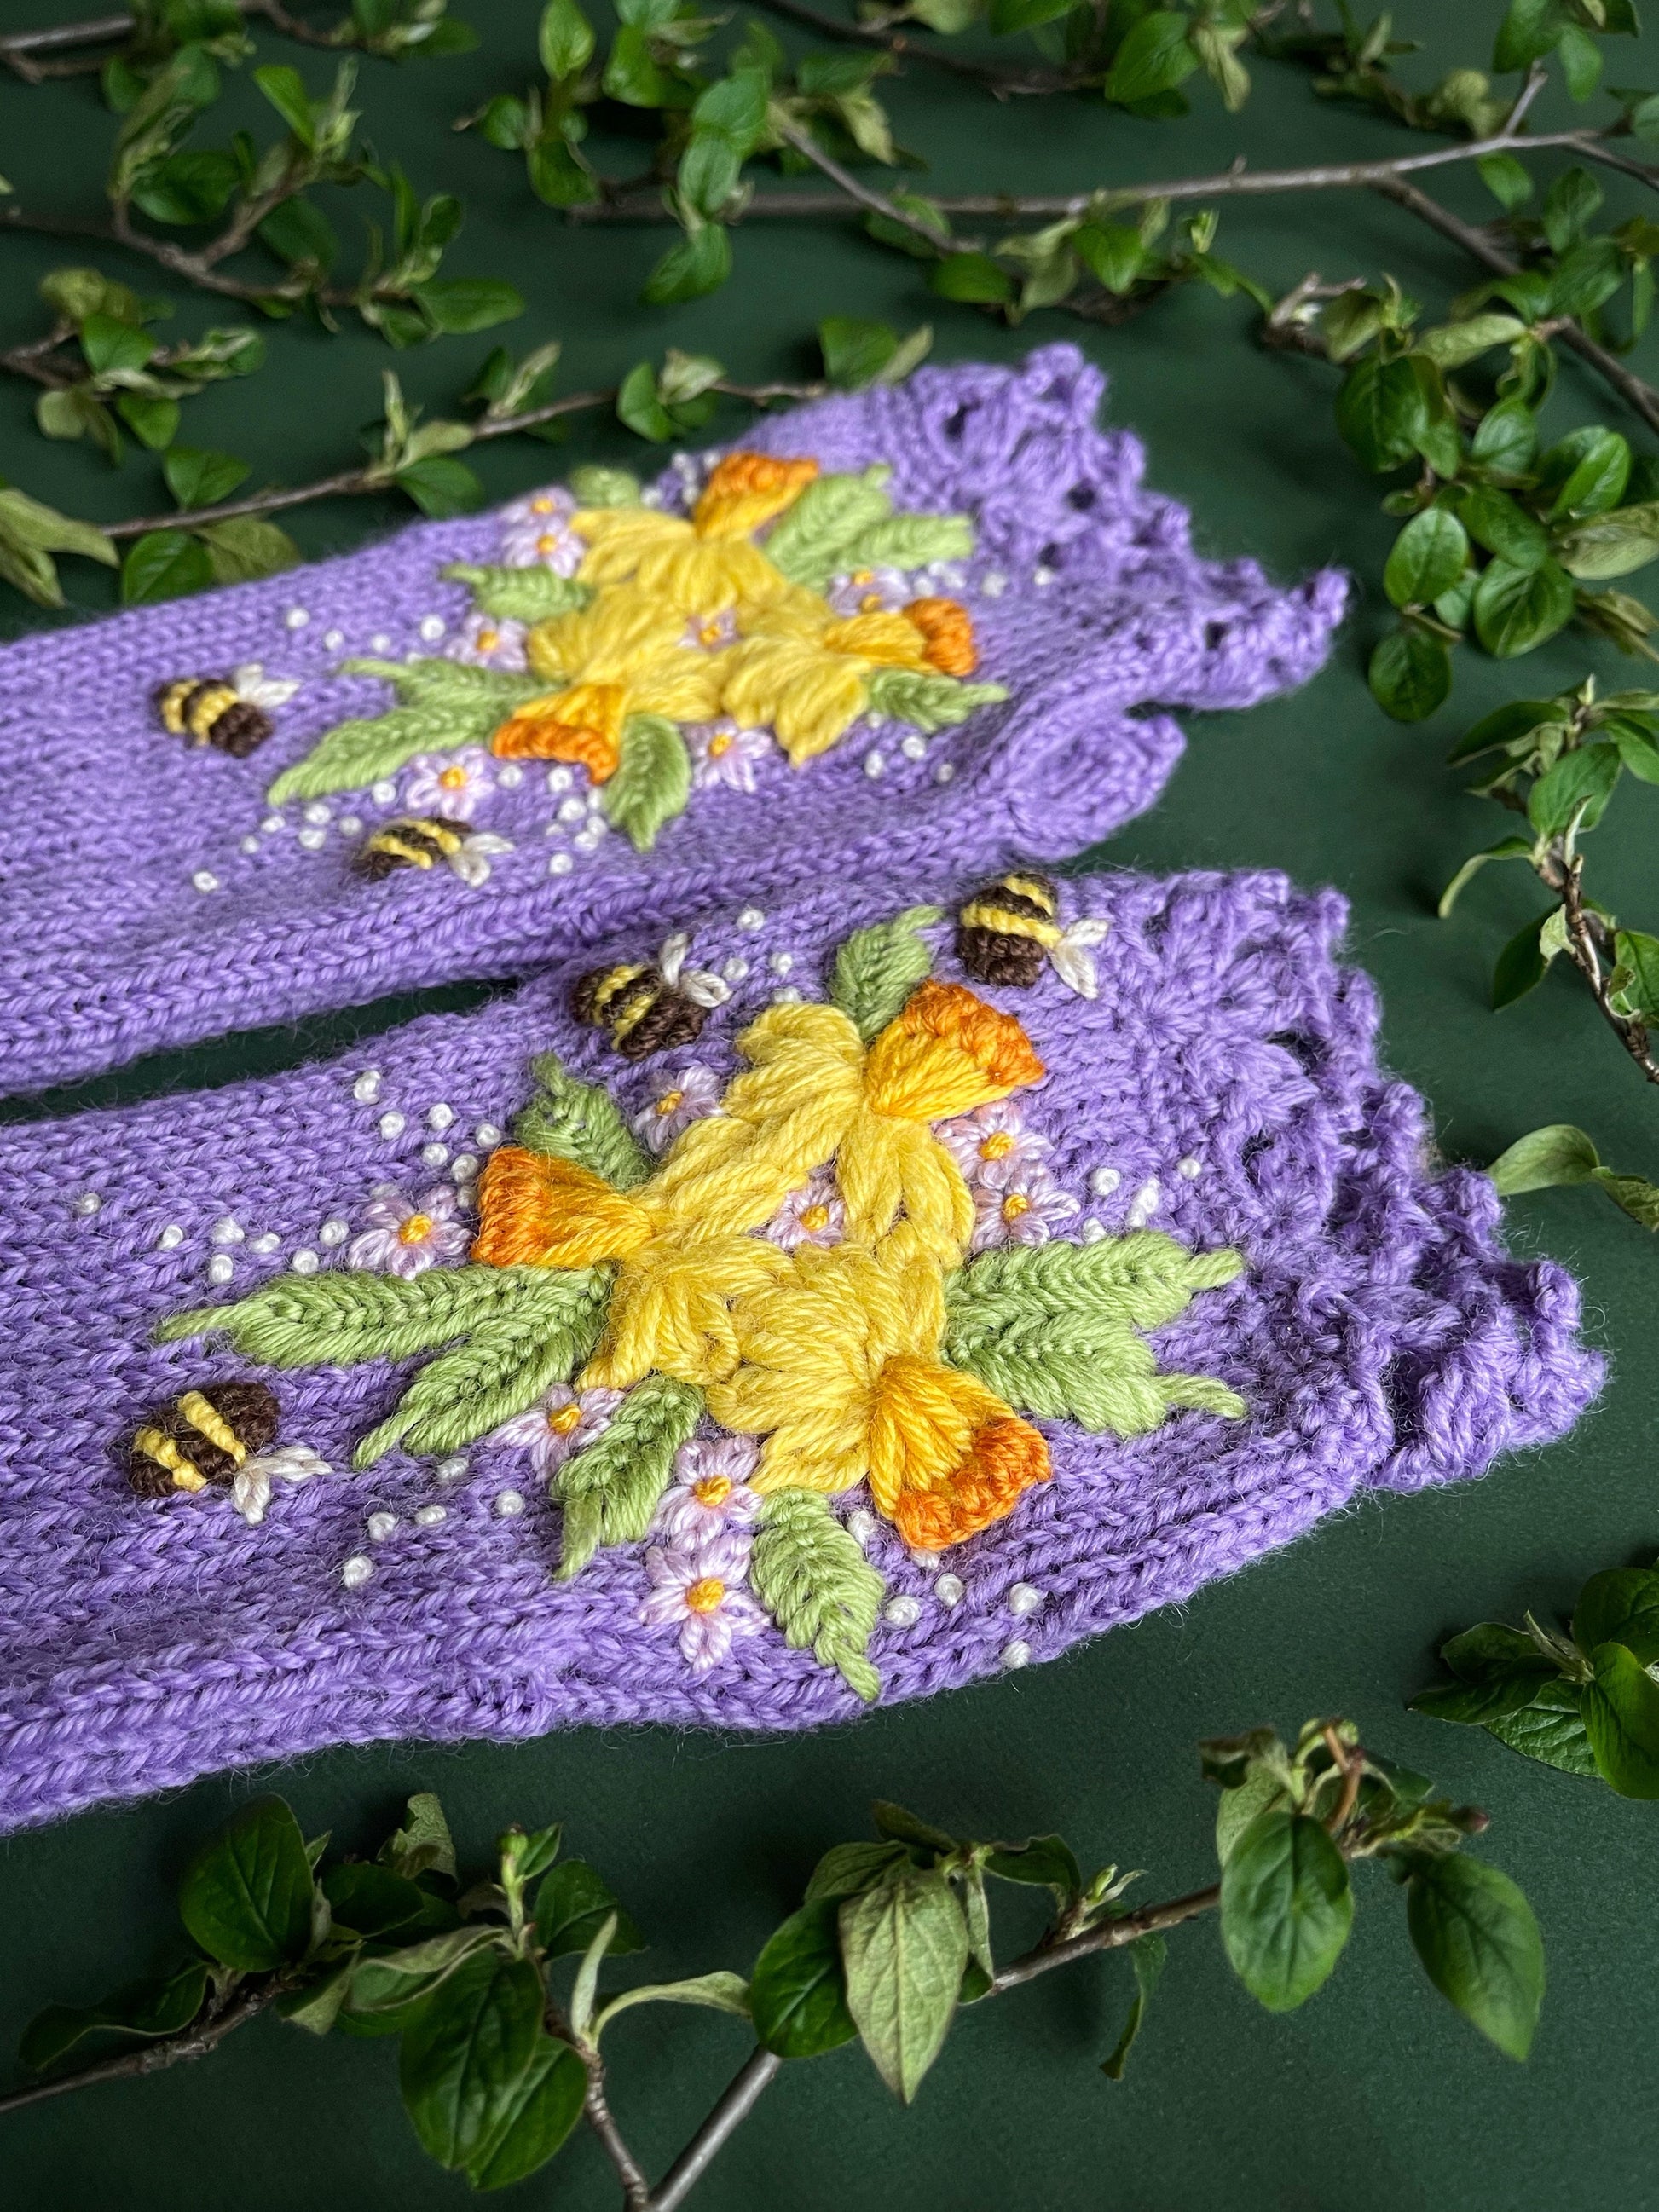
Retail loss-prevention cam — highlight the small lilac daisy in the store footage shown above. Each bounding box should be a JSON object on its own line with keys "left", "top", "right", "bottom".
{"left": 402, "top": 748, "right": 494, "bottom": 821}
{"left": 499, "top": 487, "right": 583, "bottom": 573}
{"left": 488, "top": 1383, "right": 625, "bottom": 1480}
{"left": 766, "top": 1168, "right": 846, "bottom": 1251}
{"left": 629, "top": 1064, "right": 722, "bottom": 1155}
{"left": 639, "top": 1531, "right": 767, "bottom": 1674}
{"left": 825, "top": 564, "right": 910, "bottom": 617}
{"left": 442, "top": 610, "right": 528, "bottom": 672}
{"left": 970, "top": 1160, "right": 1081, "bottom": 1253}
{"left": 346, "top": 1185, "right": 471, "bottom": 1276}
{"left": 656, "top": 1435, "right": 762, "bottom": 1545}
{"left": 686, "top": 719, "right": 775, "bottom": 794}
{"left": 938, "top": 1100, "right": 1050, "bottom": 1190}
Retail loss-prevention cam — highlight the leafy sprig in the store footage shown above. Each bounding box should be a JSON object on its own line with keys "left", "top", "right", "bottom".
{"left": 0, "top": 1719, "right": 1543, "bottom": 2203}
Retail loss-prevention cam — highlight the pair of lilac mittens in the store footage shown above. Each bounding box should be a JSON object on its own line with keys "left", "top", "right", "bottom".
{"left": 0, "top": 345, "right": 1599, "bottom": 1831}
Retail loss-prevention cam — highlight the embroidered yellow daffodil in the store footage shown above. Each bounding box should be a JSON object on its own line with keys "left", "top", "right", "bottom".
{"left": 488, "top": 589, "right": 729, "bottom": 779}
{"left": 570, "top": 452, "right": 820, "bottom": 618}
{"left": 718, "top": 597, "right": 981, "bottom": 766}
{"left": 706, "top": 1241, "right": 1050, "bottom": 1551}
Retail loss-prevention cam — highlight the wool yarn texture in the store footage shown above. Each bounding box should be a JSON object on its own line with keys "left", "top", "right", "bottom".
{"left": 0, "top": 343, "right": 1344, "bottom": 1096}
{"left": 0, "top": 864, "right": 1599, "bottom": 1830}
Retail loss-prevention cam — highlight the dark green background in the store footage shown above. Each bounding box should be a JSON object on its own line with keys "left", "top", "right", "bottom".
{"left": 3, "top": 3, "right": 1657, "bottom": 2204}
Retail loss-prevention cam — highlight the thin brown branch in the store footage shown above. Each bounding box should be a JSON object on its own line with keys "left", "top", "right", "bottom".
{"left": 1373, "top": 176, "right": 1659, "bottom": 441}
{"left": 648, "top": 2048, "right": 784, "bottom": 2212}
{"left": 1321, "top": 1725, "right": 1363, "bottom": 1834}
{"left": 749, "top": 0, "right": 1081, "bottom": 93}
{"left": 990, "top": 1881, "right": 1221, "bottom": 1992}
{"left": 1558, "top": 852, "right": 1659, "bottom": 1087}
{"left": 769, "top": 116, "right": 950, "bottom": 251}
{"left": 0, "top": 1980, "right": 276, "bottom": 2115}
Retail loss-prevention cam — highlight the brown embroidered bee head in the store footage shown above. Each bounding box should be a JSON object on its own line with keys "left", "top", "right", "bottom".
{"left": 127, "top": 1381, "right": 280, "bottom": 1498}
{"left": 154, "top": 666, "right": 297, "bottom": 759}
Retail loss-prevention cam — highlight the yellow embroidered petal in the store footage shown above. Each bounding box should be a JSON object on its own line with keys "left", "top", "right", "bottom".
{"left": 528, "top": 592, "right": 687, "bottom": 684}
{"left": 581, "top": 1231, "right": 789, "bottom": 1390}
{"left": 571, "top": 508, "right": 692, "bottom": 586}
{"left": 718, "top": 633, "right": 871, "bottom": 767}
{"left": 692, "top": 453, "right": 818, "bottom": 540}
{"left": 471, "top": 1149, "right": 651, "bottom": 1268}
{"left": 628, "top": 645, "right": 730, "bottom": 725}
{"left": 835, "top": 1114, "right": 973, "bottom": 1264}
{"left": 868, "top": 1359, "right": 1049, "bottom": 1548}
{"left": 822, "top": 610, "right": 934, "bottom": 670}
{"left": 864, "top": 979, "right": 1046, "bottom": 1121}
{"left": 490, "top": 682, "right": 626, "bottom": 777}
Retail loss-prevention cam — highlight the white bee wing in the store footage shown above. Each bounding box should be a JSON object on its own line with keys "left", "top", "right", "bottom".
{"left": 466, "top": 834, "right": 516, "bottom": 856}
{"left": 657, "top": 932, "right": 691, "bottom": 985}
{"left": 448, "top": 845, "right": 495, "bottom": 888}
{"left": 231, "top": 1462, "right": 274, "bottom": 1527}
{"left": 680, "top": 968, "right": 731, "bottom": 1009}
{"left": 233, "top": 663, "right": 301, "bottom": 710}
{"left": 1049, "top": 917, "right": 1111, "bottom": 1000}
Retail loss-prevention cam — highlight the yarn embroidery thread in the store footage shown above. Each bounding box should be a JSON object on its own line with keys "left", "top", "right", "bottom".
{"left": 155, "top": 664, "right": 298, "bottom": 758}
{"left": 262, "top": 454, "right": 1007, "bottom": 853}
{"left": 154, "top": 905, "right": 1245, "bottom": 1700}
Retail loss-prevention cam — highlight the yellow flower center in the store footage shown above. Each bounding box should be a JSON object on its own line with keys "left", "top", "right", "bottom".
{"left": 531, "top": 496, "right": 555, "bottom": 514}
{"left": 1001, "top": 1191, "right": 1031, "bottom": 1224}
{"left": 699, "top": 620, "right": 725, "bottom": 646}
{"left": 852, "top": 569, "right": 873, "bottom": 585}
{"left": 800, "top": 1203, "right": 831, "bottom": 1233}
{"left": 655, "top": 1088, "right": 685, "bottom": 1117}
{"left": 535, "top": 532, "right": 560, "bottom": 555}
{"left": 398, "top": 1213, "right": 433, "bottom": 1245}
{"left": 692, "top": 1476, "right": 732, "bottom": 1507}
{"left": 980, "top": 1129, "right": 1015, "bottom": 1162}
{"left": 859, "top": 592, "right": 883, "bottom": 614}
{"left": 547, "top": 1401, "right": 584, "bottom": 1435}
{"left": 685, "top": 1575, "right": 725, "bottom": 1614}
{"left": 708, "top": 731, "right": 732, "bottom": 758}
{"left": 438, "top": 764, "right": 469, "bottom": 789}
{"left": 475, "top": 628, "right": 500, "bottom": 654}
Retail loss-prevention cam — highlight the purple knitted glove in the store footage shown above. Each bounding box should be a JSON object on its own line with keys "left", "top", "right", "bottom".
{"left": 0, "top": 344, "right": 1344, "bottom": 1094}
{"left": 0, "top": 863, "right": 1597, "bottom": 1830}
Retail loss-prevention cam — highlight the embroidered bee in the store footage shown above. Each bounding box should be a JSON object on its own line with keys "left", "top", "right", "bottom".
{"left": 153, "top": 664, "right": 299, "bottom": 758}
{"left": 956, "top": 874, "right": 1112, "bottom": 1000}
{"left": 571, "top": 932, "right": 731, "bottom": 1060}
{"left": 354, "top": 817, "right": 515, "bottom": 889}
{"left": 127, "top": 1381, "right": 280, "bottom": 1499}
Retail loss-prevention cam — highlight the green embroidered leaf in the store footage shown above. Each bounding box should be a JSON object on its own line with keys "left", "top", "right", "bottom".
{"left": 844, "top": 513, "right": 976, "bottom": 572}
{"left": 750, "top": 1490, "right": 884, "bottom": 1703}
{"left": 159, "top": 1263, "right": 559, "bottom": 1367}
{"left": 601, "top": 713, "right": 691, "bottom": 852}
{"left": 864, "top": 668, "right": 1007, "bottom": 733}
{"left": 266, "top": 660, "right": 544, "bottom": 805}
{"left": 441, "top": 563, "right": 593, "bottom": 623}
{"left": 762, "top": 467, "right": 895, "bottom": 590}
{"left": 942, "top": 1233, "right": 1246, "bottom": 1436}
{"left": 514, "top": 1050, "right": 652, "bottom": 1188}
{"left": 355, "top": 1269, "right": 610, "bottom": 1467}
{"left": 555, "top": 1376, "right": 702, "bottom": 1579}
{"left": 830, "top": 906, "right": 942, "bottom": 1042}
{"left": 568, "top": 465, "right": 642, "bottom": 509}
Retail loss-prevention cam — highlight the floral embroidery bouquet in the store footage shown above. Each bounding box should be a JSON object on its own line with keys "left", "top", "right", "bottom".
{"left": 0, "top": 344, "right": 1346, "bottom": 1095}
{"left": 0, "top": 865, "right": 1598, "bottom": 1829}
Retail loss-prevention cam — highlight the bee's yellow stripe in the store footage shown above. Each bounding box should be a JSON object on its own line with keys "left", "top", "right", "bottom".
{"left": 1000, "top": 874, "right": 1058, "bottom": 916}
{"left": 131, "top": 1427, "right": 208, "bottom": 1493}
{"left": 961, "top": 899, "right": 1061, "bottom": 950}
{"left": 187, "top": 684, "right": 237, "bottom": 741}
{"left": 371, "top": 833, "right": 439, "bottom": 869}
{"left": 178, "top": 1390, "right": 246, "bottom": 1467}
{"left": 610, "top": 979, "right": 658, "bottom": 1044}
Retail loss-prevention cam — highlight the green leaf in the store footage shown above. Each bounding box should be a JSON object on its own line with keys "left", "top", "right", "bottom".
{"left": 1105, "top": 10, "right": 1200, "bottom": 104}
{"left": 1448, "top": 696, "right": 1564, "bottom": 763}
{"left": 989, "top": 0, "right": 1076, "bottom": 29}
{"left": 840, "top": 1865, "right": 968, "bottom": 2102}
{"left": 179, "top": 1796, "right": 315, "bottom": 1972}
{"left": 1436, "top": 835, "right": 1535, "bottom": 919}
{"left": 982, "top": 1834, "right": 1084, "bottom": 1903}
{"left": 1488, "top": 1123, "right": 1602, "bottom": 1193}
{"left": 593, "top": 1971, "right": 750, "bottom": 2037}
{"left": 322, "top": 1863, "right": 454, "bottom": 1940}
{"left": 80, "top": 310, "right": 157, "bottom": 378}
{"left": 165, "top": 445, "right": 251, "bottom": 509}
{"left": 121, "top": 528, "right": 215, "bottom": 605}
{"left": 820, "top": 316, "right": 898, "bottom": 390}
{"left": 942, "top": 1233, "right": 1244, "bottom": 1436}
{"left": 1554, "top": 517, "right": 1659, "bottom": 580}
{"left": 442, "top": 563, "right": 591, "bottom": 623}
{"left": 804, "top": 1840, "right": 912, "bottom": 1903}
{"left": 0, "top": 486, "right": 116, "bottom": 608}
{"left": 751, "top": 1492, "right": 885, "bottom": 1701}
{"left": 413, "top": 279, "right": 525, "bottom": 336}
{"left": 600, "top": 713, "right": 691, "bottom": 852}
{"left": 761, "top": 466, "right": 893, "bottom": 590}
{"left": 862, "top": 668, "right": 1005, "bottom": 733}
{"left": 1490, "top": 910, "right": 1556, "bottom": 1008}
{"left": 396, "top": 455, "right": 486, "bottom": 519}
{"left": 1546, "top": 429, "right": 1632, "bottom": 519}
{"left": 643, "top": 222, "right": 731, "bottom": 305}
{"left": 21, "top": 1960, "right": 208, "bottom": 2073}
{"left": 1414, "top": 315, "right": 1527, "bottom": 370}
{"left": 1472, "top": 557, "right": 1575, "bottom": 657}
{"left": 383, "top": 1790, "right": 459, "bottom": 1879}
{"left": 115, "top": 393, "right": 180, "bottom": 452}
{"left": 540, "top": 0, "right": 596, "bottom": 78}
{"left": 1336, "top": 354, "right": 1427, "bottom": 473}
{"left": 1583, "top": 1641, "right": 1659, "bottom": 1797}
{"left": 264, "top": 659, "right": 543, "bottom": 804}
{"left": 928, "top": 253, "right": 1015, "bottom": 306}
{"left": 1575, "top": 1568, "right": 1659, "bottom": 1667}
{"left": 1406, "top": 1855, "right": 1543, "bottom": 2060}
{"left": 1485, "top": 1679, "right": 1598, "bottom": 1777}
{"left": 343, "top": 1927, "right": 497, "bottom": 2024}
{"left": 465, "top": 2034, "right": 587, "bottom": 2191}
{"left": 513, "top": 1050, "right": 651, "bottom": 1187}
{"left": 197, "top": 516, "right": 301, "bottom": 587}
{"left": 1455, "top": 486, "right": 1550, "bottom": 573}
{"left": 1471, "top": 396, "right": 1540, "bottom": 476}
{"left": 1609, "top": 928, "right": 1659, "bottom": 1019}
{"left": 556, "top": 1374, "right": 702, "bottom": 1577}
{"left": 257, "top": 195, "right": 338, "bottom": 276}
{"left": 1477, "top": 152, "right": 1534, "bottom": 212}
{"left": 1544, "top": 165, "right": 1604, "bottom": 255}
{"left": 1384, "top": 510, "right": 1470, "bottom": 610}
{"left": 830, "top": 906, "right": 941, "bottom": 1042}
{"left": 397, "top": 1949, "right": 545, "bottom": 2173}
{"left": 1213, "top": 1768, "right": 1288, "bottom": 1867}
{"left": 1100, "top": 1934, "right": 1165, "bottom": 2081}
{"left": 1368, "top": 626, "right": 1453, "bottom": 723}
{"left": 534, "top": 1860, "right": 645, "bottom": 1957}
{"left": 750, "top": 1900, "right": 859, "bottom": 2059}
{"left": 849, "top": 512, "right": 976, "bottom": 572}
{"left": 254, "top": 63, "right": 316, "bottom": 143}
{"left": 1220, "top": 1811, "right": 1353, "bottom": 2013}
{"left": 1527, "top": 740, "right": 1620, "bottom": 836}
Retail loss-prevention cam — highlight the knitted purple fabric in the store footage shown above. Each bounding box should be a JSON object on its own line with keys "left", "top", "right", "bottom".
{"left": 0, "top": 864, "right": 1598, "bottom": 1830}
{"left": 0, "top": 344, "right": 1344, "bottom": 1095}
